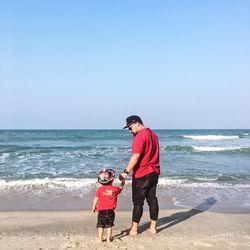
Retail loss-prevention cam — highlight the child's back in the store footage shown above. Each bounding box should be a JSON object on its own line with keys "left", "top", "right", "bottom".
{"left": 92, "top": 169, "right": 125, "bottom": 242}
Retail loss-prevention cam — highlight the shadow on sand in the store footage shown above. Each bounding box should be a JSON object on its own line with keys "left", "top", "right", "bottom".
{"left": 114, "top": 197, "right": 217, "bottom": 239}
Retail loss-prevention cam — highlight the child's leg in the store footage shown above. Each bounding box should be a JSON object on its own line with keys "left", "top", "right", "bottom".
{"left": 98, "top": 227, "right": 104, "bottom": 242}
{"left": 106, "top": 227, "right": 112, "bottom": 242}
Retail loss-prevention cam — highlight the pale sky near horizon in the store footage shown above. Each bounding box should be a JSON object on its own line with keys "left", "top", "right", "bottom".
{"left": 0, "top": 1, "right": 250, "bottom": 129}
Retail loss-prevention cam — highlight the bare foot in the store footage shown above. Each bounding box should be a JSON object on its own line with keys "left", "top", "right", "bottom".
{"left": 129, "top": 230, "right": 138, "bottom": 236}
{"left": 147, "top": 228, "right": 157, "bottom": 235}
{"left": 129, "top": 229, "right": 138, "bottom": 236}
{"left": 121, "top": 228, "right": 138, "bottom": 236}
{"left": 107, "top": 237, "right": 114, "bottom": 243}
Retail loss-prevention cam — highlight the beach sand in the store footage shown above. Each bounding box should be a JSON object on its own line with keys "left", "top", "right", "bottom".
{"left": 0, "top": 209, "right": 249, "bottom": 250}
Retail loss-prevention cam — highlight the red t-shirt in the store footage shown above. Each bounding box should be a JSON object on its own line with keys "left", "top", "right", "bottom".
{"left": 132, "top": 128, "right": 160, "bottom": 178}
{"left": 95, "top": 185, "right": 122, "bottom": 211}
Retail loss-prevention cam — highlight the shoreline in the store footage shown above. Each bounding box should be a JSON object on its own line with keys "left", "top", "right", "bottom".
{"left": 1, "top": 186, "right": 250, "bottom": 214}
{"left": 0, "top": 209, "right": 250, "bottom": 250}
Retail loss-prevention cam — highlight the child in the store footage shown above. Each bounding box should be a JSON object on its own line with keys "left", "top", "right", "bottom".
{"left": 92, "top": 168, "right": 125, "bottom": 243}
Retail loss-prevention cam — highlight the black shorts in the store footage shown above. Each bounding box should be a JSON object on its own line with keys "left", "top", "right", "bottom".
{"left": 97, "top": 209, "right": 115, "bottom": 228}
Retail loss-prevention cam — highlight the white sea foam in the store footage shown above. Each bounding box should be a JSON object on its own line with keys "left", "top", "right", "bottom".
{"left": 0, "top": 177, "right": 249, "bottom": 195}
{"left": 0, "top": 153, "right": 10, "bottom": 162}
{"left": 158, "top": 178, "right": 187, "bottom": 186}
{"left": 192, "top": 146, "right": 242, "bottom": 152}
{"left": 0, "top": 178, "right": 97, "bottom": 193}
{"left": 183, "top": 135, "right": 239, "bottom": 140}
{"left": 158, "top": 177, "right": 250, "bottom": 189}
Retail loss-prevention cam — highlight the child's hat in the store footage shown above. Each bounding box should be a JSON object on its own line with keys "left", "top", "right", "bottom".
{"left": 98, "top": 169, "right": 115, "bottom": 184}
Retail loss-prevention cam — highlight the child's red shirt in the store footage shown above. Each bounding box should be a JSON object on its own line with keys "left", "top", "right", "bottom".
{"left": 95, "top": 184, "right": 122, "bottom": 211}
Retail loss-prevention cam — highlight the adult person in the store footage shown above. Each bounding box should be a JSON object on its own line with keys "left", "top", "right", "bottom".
{"left": 119, "top": 115, "right": 160, "bottom": 235}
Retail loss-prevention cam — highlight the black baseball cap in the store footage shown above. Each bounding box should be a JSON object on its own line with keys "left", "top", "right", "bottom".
{"left": 123, "top": 115, "right": 143, "bottom": 129}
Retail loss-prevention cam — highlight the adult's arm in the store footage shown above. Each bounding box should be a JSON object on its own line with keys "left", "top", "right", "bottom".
{"left": 119, "top": 153, "right": 140, "bottom": 180}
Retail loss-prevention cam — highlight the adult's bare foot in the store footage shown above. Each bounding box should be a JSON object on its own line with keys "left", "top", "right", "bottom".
{"left": 121, "top": 228, "right": 138, "bottom": 236}
{"left": 129, "top": 227, "right": 138, "bottom": 236}
{"left": 147, "top": 228, "right": 157, "bottom": 234}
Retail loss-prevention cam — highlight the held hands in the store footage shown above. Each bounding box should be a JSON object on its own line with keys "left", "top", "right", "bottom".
{"left": 119, "top": 172, "right": 128, "bottom": 181}
{"left": 120, "top": 178, "right": 125, "bottom": 187}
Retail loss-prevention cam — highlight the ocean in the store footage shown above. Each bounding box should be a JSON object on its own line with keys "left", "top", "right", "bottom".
{"left": 0, "top": 129, "right": 250, "bottom": 213}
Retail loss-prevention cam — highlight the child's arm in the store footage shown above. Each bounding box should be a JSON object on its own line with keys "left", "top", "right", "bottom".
{"left": 92, "top": 197, "right": 99, "bottom": 213}
{"left": 120, "top": 179, "right": 125, "bottom": 190}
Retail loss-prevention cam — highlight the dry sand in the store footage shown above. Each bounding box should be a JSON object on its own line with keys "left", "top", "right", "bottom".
{"left": 0, "top": 209, "right": 250, "bottom": 250}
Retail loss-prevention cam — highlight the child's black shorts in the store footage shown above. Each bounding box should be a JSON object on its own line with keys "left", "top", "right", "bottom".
{"left": 97, "top": 209, "right": 115, "bottom": 228}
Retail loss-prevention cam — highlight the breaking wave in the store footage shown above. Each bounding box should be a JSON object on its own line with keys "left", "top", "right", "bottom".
{"left": 183, "top": 135, "right": 239, "bottom": 140}
{"left": 163, "top": 145, "right": 249, "bottom": 153}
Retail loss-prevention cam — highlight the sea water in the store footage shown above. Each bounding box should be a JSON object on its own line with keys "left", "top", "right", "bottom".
{"left": 0, "top": 129, "right": 249, "bottom": 213}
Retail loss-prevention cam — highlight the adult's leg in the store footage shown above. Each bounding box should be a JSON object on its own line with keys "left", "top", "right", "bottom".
{"left": 145, "top": 173, "right": 159, "bottom": 233}
{"left": 146, "top": 183, "right": 159, "bottom": 221}
{"left": 131, "top": 177, "right": 147, "bottom": 235}
{"left": 132, "top": 177, "right": 148, "bottom": 223}
{"left": 131, "top": 174, "right": 155, "bottom": 234}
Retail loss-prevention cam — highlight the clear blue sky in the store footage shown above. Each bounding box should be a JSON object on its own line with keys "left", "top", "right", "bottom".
{"left": 1, "top": 0, "right": 249, "bottom": 129}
